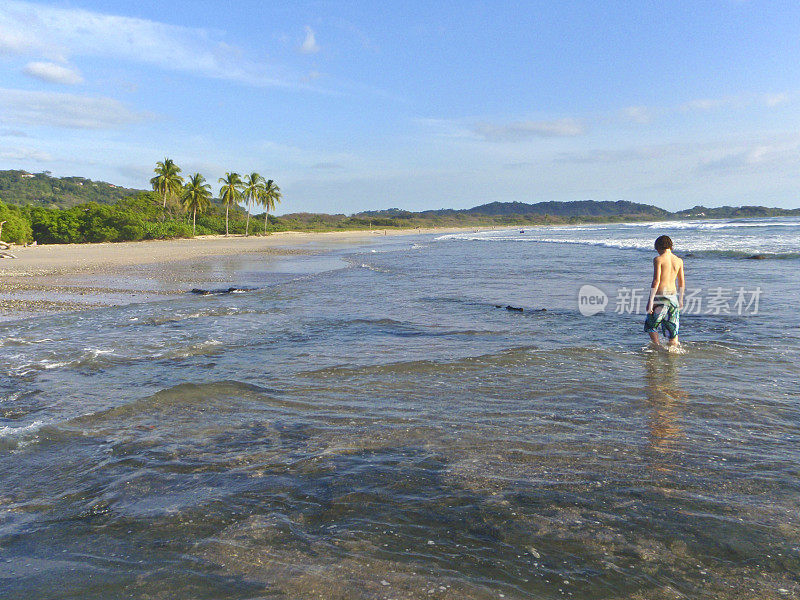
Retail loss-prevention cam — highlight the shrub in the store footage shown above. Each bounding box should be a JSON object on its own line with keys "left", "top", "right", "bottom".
{"left": 0, "top": 200, "right": 34, "bottom": 244}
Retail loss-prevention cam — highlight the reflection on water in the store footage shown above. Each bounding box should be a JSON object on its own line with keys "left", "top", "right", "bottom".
{"left": 643, "top": 353, "right": 687, "bottom": 470}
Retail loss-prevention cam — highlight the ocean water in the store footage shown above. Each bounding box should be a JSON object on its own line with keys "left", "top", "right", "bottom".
{"left": 1, "top": 218, "right": 799, "bottom": 599}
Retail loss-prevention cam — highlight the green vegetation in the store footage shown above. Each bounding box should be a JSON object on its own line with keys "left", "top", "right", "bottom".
{"left": 674, "top": 205, "right": 800, "bottom": 219}
{"left": 0, "top": 201, "right": 34, "bottom": 244}
{"left": 0, "top": 161, "right": 287, "bottom": 244}
{"left": 150, "top": 158, "right": 184, "bottom": 209}
{"left": 0, "top": 192, "right": 275, "bottom": 245}
{"left": 242, "top": 172, "right": 264, "bottom": 237}
{"left": 218, "top": 172, "right": 243, "bottom": 237}
{"left": 0, "top": 170, "right": 141, "bottom": 208}
{"left": 0, "top": 165, "right": 797, "bottom": 245}
{"left": 182, "top": 173, "right": 212, "bottom": 236}
{"left": 261, "top": 179, "right": 282, "bottom": 234}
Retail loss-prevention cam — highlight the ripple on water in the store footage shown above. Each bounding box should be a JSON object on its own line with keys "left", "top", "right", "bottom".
{"left": 1, "top": 231, "right": 799, "bottom": 599}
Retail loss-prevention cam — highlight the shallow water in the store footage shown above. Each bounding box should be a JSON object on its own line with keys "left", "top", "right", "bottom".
{"left": 2, "top": 220, "right": 799, "bottom": 599}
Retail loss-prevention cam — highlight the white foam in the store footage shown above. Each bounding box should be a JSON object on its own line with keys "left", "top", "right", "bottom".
{"left": 0, "top": 420, "right": 45, "bottom": 439}
{"left": 0, "top": 337, "right": 54, "bottom": 347}
{"left": 436, "top": 219, "right": 800, "bottom": 255}
{"left": 154, "top": 339, "right": 223, "bottom": 360}
{"left": 359, "top": 263, "right": 392, "bottom": 273}
{"left": 647, "top": 218, "right": 800, "bottom": 231}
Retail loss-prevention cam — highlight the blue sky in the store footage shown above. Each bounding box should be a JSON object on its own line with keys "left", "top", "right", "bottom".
{"left": 1, "top": 0, "right": 799, "bottom": 213}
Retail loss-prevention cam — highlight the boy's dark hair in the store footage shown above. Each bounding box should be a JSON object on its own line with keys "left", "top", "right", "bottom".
{"left": 654, "top": 235, "right": 673, "bottom": 252}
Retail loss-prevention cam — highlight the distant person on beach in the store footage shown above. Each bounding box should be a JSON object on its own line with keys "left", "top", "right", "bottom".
{"left": 645, "top": 235, "right": 684, "bottom": 348}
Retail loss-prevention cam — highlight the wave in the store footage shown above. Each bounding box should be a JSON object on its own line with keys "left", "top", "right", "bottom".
{"left": 154, "top": 339, "right": 223, "bottom": 360}
{"left": 3, "top": 381, "right": 285, "bottom": 451}
{"left": 643, "top": 218, "right": 800, "bottom": 231}
{"left": 0, "top": 419, "right": 57, "bottom": 451}
{"left": 0, "top": 337, "right": 55, "bottom": 347}
{"left": 691, "top": 250, "right": 800, "bottom": 260}
{"left": 436, "top": 231, "right": 800, "bottom": 258}
{"left": 540, "top": 237, "right": 800, "bottom": 258}
{"left": 0, "top": 419, "right": 46, "bottom": 439}
{"left": 130, "top": 307, "right": 242, "bottom": 327}
{"left": 70, "top": 380, "right": 284, "bottom": 427}
{"left": 12, "top": 347, "right": 120, "bottom": 377}
{"left": 10, "top": 339, "right": 226, "bottom": 377}
{"left": 353, "top": 261, "right": 393, "bottom": 273}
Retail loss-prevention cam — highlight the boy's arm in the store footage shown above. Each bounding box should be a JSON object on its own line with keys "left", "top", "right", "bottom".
{"left": 646, "top": 257, "right": 661, "bottom": 313}
{"left": 677, "top": 260, "right": 685, "bottom": 308}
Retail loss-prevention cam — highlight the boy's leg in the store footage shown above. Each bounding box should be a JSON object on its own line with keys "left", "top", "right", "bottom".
{"left": 666, "top": 304, "right": 680, "bottom": 346}
{"left": 644, "top": 304, "right": 664, "bottom": 345}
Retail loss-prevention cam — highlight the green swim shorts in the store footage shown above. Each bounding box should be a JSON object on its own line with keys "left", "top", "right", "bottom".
{"left": 644, "top": 294, "right": 680, "bottom": 339}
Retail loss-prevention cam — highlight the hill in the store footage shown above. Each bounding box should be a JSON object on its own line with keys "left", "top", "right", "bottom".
{"left": 674, "top": 205, "right": 800, "bottom": 218}
{"left": 0, "top": 170, "right": 142, "bottom": 208}
{"left": 463, "top": 200, "right": 670, "bottom": 218}
{"left": 356, "top": 199, "right": 670, "bottom": 220}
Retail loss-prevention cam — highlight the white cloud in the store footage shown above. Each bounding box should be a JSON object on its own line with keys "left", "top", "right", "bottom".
{"left": 0, "top": 88, "right": 150, "bottom": 129}
{"left": 556, "top": 145, "right": 678, "bottom": 164}
{"left": 621, "top": 105, "right": 652, "bottom": 124}
{"left": 0, "top": 1, "right": 291, "bottom": 87}
{"left": 618, "top": 91, "right": 795, "bottom": 126}
{"left": 763, "top": 92, "right": 790, "bottom": 107}
{"left": 300, "top": 26, "right": 320, "bottom": 54}
{"left": 0, "top": 147, "right": 53, "bottom": 162}
{"left": 23, "top": 61, "right": 83, "bottom": 85}
{"left": 0, "top": 27, "right": 37, "bottom": 55}
{"left": 0, "top": 128, "right": 27, "bottom": 137}
{"left": 681, "top": 97, "right": 733, "bottom": 111}
{"left": 472, "top": 118, "right": 584, "bottom": 141}
{"left": 698, "top": 139, "right": 800, "bottom": 173}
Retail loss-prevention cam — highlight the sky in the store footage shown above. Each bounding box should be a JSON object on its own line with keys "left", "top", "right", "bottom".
{"left": 1, "top": 0, "right": 800, "bottom": 214}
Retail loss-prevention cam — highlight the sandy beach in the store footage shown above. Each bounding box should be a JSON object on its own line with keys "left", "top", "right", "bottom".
{"left": 0, "top": 227, "right": 480, "bottom": 319}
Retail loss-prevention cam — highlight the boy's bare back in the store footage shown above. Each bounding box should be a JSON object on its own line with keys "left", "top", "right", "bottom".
{"left": 652, "top": 251, "right": 683, "bottom": 296}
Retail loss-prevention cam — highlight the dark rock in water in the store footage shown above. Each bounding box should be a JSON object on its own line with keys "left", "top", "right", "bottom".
{"left": 746, "top": 254, "right": 768, "bottom": 260}
{"left": 495, "top": 304, "right": 546, "bottom": 312}
{"left": 684, "top": 252, "right": 696, "bottom": 257}
{"left": 191, "top": 286, "right": 252, "bottom": 295}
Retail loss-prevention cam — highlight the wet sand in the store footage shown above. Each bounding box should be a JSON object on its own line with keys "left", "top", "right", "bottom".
{"left": 0, "top": 228, "right": 482, "bottom": 320}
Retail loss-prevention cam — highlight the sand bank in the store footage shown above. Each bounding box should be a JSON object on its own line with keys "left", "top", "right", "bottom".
{"left": 0, "top": 227, "right": 481, "bottom": 320}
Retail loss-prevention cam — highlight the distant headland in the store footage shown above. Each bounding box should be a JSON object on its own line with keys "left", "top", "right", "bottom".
{"left": 0, "top": 168, "right": 798, "bottom": 245}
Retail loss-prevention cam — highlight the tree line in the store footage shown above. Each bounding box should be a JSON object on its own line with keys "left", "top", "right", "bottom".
{"left": 0, "top": 159, "right": 283, "bottom": 244}
{"left": 150, "top": 158, "right": 282, "bottom": 236}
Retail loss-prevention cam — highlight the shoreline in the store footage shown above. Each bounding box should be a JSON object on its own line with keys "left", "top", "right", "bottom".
{"left": 0, "top": 226, "right": 488, "bottom": 321}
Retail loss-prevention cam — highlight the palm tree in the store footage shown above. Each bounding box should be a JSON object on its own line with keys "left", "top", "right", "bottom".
{"left": 218, "top": 172, "right": 243, "bottom": 236}
{"left": 242, "top": 172, "right": 265, "bottom": 237}
{"left": 182, "top": 173, "right": 211, "bottom": 236}
{"left": 260, "top": 179, "right": 282, "bottom": 234}
{"left": 150, "top": 158, "right": 183, "bottom": 209}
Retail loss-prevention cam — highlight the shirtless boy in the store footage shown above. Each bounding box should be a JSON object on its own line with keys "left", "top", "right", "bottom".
{"left": 645, "top": 235, "right": 685, "bottom": 347}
